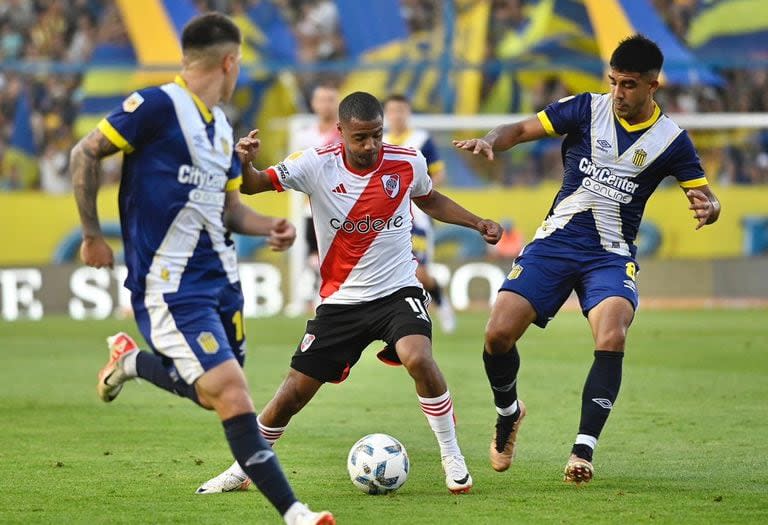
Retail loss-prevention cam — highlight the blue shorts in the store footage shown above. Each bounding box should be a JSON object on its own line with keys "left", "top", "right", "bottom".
{"left": 132, "top": 282, "right": 246, "bottom": 385}
{"left": 500, "top": 251, "right": 639, "bottom": 328}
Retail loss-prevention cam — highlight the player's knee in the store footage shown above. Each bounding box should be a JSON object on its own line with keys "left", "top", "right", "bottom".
{"left": 484, "top": 324, "right": 517, "bottom": 354}
{"left": 400, "top": 348, "right": 435, "bottom": 375}
{"left": 595, "top": 327, "right": 627, "bottom": 351}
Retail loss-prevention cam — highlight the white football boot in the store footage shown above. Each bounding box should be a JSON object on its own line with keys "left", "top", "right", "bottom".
{"left": 441, "top": 454, "right": 473, "bottom": 494}
{"left": 195, "top": 461, "right": 251, "bottom": 494}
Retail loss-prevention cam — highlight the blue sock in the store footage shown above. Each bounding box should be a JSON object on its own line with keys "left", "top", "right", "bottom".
{"left": 573, "top": 350, "right": 624, "bottom": 461}
{"left": 135, "top": 352, "right": 200, "bottom": 406}
{"left": 223, "top": 413, "right": 297, "bottom": 515}
{"left": 483, "top": 345, "right": 520, "bottom": 413}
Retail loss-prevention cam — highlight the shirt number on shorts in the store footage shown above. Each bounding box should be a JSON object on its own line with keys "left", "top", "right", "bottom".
{"left": 405, "top": 297, "right": 430, "bottom": 322}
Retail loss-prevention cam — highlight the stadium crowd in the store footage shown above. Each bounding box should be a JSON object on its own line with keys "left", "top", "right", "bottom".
{"left": 1, "top": 0, "right": 766, "bottom": 191}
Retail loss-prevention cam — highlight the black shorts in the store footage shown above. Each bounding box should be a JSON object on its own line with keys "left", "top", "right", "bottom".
{"left": 290, "top": 287, "right": 432, "bottom": 383}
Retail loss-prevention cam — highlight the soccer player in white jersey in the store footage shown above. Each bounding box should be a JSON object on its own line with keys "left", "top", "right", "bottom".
{"left": 199, "top": 91, "right": 502, "bottom": 495}
{"left": 383, "top": 94, "right": 456, "bottom": 334}
{"left": 454, "top": 35, "right": 721, "bottom": 484}
{"left": 291, "top": 83, "right": 342, "bottom": 314}
{"left": 71, "top": 12, "right": 333, "bottom": 525}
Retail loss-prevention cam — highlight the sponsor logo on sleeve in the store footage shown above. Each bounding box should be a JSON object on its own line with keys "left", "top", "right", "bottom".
{"left": 122, "top": 92, "right": 144, "bottom": 113}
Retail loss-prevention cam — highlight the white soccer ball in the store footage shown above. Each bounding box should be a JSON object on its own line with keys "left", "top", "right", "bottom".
{"left": 347, "top": 433, "right": 409, "bottom": 495}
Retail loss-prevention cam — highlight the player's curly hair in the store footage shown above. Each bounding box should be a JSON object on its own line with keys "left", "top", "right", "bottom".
{"left": 610, "top": 34, "right": 664, "bottom": 75}
{"left": 181, "top": 12, "right": 241, "bottom": 51}
{"left": 339, "top": 92, "right": 383, "bottom": 123}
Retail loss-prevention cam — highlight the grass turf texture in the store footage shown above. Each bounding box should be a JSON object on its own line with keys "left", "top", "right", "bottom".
{"left": 1, "top": 310, "right": 766, "bottom": 524}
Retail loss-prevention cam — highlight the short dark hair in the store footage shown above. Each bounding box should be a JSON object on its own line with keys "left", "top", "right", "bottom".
{"left": 181, "top": 12, "right": 241, "bottom": 51}
{"left": 339, "top": 91, "right": 383, "bottom": 123}
{"left": 609, "top": 34, "right": 664, "bottom": 74}
{"left": 383, "top": 93, "right": 410, "bottom": 106}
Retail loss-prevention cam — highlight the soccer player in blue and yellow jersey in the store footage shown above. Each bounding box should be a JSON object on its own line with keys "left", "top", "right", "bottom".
{"left": 71, "top": 12, "right": 333, "bottom": 525}
{"left": 454, "top": 34, "right": 721, "bottom": 484}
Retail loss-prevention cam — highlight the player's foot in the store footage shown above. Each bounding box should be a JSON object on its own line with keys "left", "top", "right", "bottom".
{"left": 489, "top": 400, "right": 526, "bottom": 472}
{"left": 441, "top": 454, "right": 473, "bottom": 494}
{"left": 375, "top": 345, "right": 402, "bottom": 366}
{"left": 563, "top": 454, "right": 594, "bottom": 485}
{"left": 285, "top": 502, "right": 335, "bottom": 525}
{"left": 195, "top": 467, "right": 251, "bottom": 494}
{"left": 437, "top": 298, "right": 456, "bottom": 334}
{"left": 97, "top": 332, "right": 139, "bottom": 402}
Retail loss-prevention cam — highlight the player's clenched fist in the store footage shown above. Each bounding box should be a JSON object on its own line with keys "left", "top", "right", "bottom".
{"left": 477, "top": 219, "right": 502, "bottom": 245}
{"left": 267, "top": 218, "right": 296, "bottom": 251}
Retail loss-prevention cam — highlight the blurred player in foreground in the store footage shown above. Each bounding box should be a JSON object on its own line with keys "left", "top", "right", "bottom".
{"left": 383, "top": 94, "right": 456, "bottom": 333}
{"left": 71, "top": 11, "right": 333, "bottom": 525}
{"left": 199, "top": 91, "right": 502, "bottom": 495}
{"left": 454, "top": 34, "right": 720, "bottom": 484}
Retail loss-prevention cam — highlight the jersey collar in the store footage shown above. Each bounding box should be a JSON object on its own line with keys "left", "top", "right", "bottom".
{"left": 385, "top": 129, "right": 411, "bottom": 146}
{"left": 615, "top": 102, "right": 660, "bottom": 132}
{"left": 175, "top": 75, "right": 214, "bottom": 124}
{"left": 341, "top": 146, "right": 384, "bottom": 176}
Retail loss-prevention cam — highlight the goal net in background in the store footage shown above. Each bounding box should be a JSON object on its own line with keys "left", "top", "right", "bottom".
{"left": 284, "top": 113, "right": 768, "bottom": 314}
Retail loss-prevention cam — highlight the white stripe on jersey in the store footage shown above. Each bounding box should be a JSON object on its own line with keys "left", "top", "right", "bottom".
{"left": 534, "top": 93, "right": 684, "bottom": 256}
{"left": 143, "top": 83, "right": 239, "bottom": 294}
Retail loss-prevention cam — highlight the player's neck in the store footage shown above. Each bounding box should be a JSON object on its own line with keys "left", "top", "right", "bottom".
{"left": 624, "top": 101, "right": 657, "bottom": 126}
{"left": 180, "top": 71, "right": 221, "bottom": 110}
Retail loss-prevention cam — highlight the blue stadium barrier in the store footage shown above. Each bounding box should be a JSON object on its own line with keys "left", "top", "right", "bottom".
{"left": 53, "top": 222, "right": 123, "bottom": 264}
{"left": 636, "top": 221, "right": 662, "bottom": 257}
{"left": 742, "top": 216, "right": 768, "bottom": 255}
{"left": 434, "top": 225, "right": 488, "bottom": 259}
{"left": 232, "top": 234, "right": 268, "bottom": 260}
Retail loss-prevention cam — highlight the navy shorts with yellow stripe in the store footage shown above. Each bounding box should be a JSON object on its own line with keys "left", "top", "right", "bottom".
{"left": 131, "top": 282, "right": 246, "bottom": 386}
{"left": 500, "top": 251, "right": 639, "bottom": 328}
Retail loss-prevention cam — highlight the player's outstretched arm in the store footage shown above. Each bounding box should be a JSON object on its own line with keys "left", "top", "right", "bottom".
{"left": 684, "top": 185, "right": 721, "bottom": 230}
{"left": 71, "top": 128, "right": 121, "bottom": 268}
{"left": 236, "top": 129, "right": 274, "bottom": 194}
{"left": 414, "top": 190, "right": 502, "bottom": 245}
{"left": 452, "top": 116, "right": 548, "bottom": 160}
{"left": 223, "top": 191, "right": 296, "bottom": 251}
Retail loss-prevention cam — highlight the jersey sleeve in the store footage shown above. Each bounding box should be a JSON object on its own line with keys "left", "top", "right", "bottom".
{"left": 265, "top": 148, "right": 317, "bottom": 194}
{"left": 226, "top": 151, "right": 243, "bottom": 192}
{"left": 420, "top": 136, "right": 445, "bottom": 176}
{"left": 411, "top": 151, "right": 433, "bottom": 198}
{"left": 537, "top": 93, "right": 592, "bottom": 137}
{"left": 97, "top": 88, "right": 171, "bottom": 153}
{"left": 668, "top": 131, "right": 708, "bottom": 188}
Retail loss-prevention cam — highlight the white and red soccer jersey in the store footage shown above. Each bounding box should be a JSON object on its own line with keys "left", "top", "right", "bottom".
{"left": 266, "top": 143, "right": 433, "bottom": 304}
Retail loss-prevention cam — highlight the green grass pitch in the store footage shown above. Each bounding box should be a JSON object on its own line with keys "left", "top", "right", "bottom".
{"left": 1, "top": 309, "right": 766, "bottom": 524}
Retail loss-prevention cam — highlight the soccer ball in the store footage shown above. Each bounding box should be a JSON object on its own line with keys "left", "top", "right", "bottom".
{"left": 347, "top": 433, "right": 409, "bottom": 495}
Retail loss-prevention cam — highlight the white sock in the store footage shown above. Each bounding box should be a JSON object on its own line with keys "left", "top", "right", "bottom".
{"left": 257, "top": 415, "right": 287, "bottom": 445}
{"left": 418, "top": 390, "right": 461, "bottom": 457}
{"left": 496, "top": 400, "right": 518, "bottom": 417}
{"left": 283, "top": 501, "right": 308, "bottom": 525}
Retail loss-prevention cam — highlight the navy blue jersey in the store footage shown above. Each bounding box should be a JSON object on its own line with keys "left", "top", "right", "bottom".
{"left": 530, "top": 93, "right": 707, "bottom": 257}
{"left": 99, "top": 76, "right": 242, "bottom": 297}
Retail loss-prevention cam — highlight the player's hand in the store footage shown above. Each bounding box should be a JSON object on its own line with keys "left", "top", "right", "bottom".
{"left": 236, "top": 129, "right": 261, "bottom": 165}
{"left": 452, "top": 138, "right": 494, "bottom": 160}
{"left": 80, "top": 236, "right": 114, "bottom": 268}
{"left": 477, "top": 219, "right": 502, "bottom": 245}
{"left": 268, "top": 218, "right": 296, "bottom": 251}
{"left": 687, "top": 189, "right": 715, "bottom": 230}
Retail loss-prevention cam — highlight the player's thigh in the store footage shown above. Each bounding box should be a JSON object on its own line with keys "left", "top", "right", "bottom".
{"left": 499, "top": 254, "right": 578, "bottom": 328}
{"left": 290, "top": 303, "right": 373, "bottom": 384}
{"left": 132, "top": 292, "right": 238, "bottom": 386}
{"left": 485, "top": 290, "right": 537, "bottom": 350}
{"left": 586, "top": 296, "right": 635, "bottom": 350}
{"left": 576, "top": 256, "right": 639, "bottom": 317}
{"left": 218, "top": 282, "right": 246, "bottom": 367}
{"left": 375, "top": 287, "right": 433, "bottom": 349}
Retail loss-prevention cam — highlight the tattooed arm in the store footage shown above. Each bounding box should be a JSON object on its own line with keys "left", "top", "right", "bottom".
{"left": 71, "top": 129, "right": 121, "bottom": 268}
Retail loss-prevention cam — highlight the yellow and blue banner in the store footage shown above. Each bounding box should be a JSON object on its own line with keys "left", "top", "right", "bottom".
{"left": 686, "top": 0, "right": 768, "bottom": 63}
{"left": 2, "top": 90, "right": 38, "bottom": 189}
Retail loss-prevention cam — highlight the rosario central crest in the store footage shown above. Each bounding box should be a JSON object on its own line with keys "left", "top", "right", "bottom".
{"left": 382, "top": 174, "right": 400, "bottom": 198}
